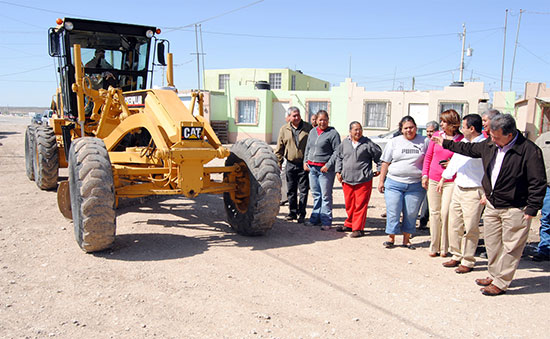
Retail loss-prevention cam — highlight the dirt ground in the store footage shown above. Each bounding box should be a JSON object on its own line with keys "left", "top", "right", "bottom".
{"left": 0, "top": 115, "right": 549, "bottom": 339}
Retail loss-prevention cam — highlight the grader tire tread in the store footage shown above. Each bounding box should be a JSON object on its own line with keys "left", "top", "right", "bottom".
{"left": 224, "top": 138, "right": 281, "bottom": 236}
{"left": 34, "top": 125, "right": 59, "bottom": 190}
{"left": 24, "top": 125, "right": 36, "bottom": 181}
{"left": 69, "top": 137, "right": 116, "bottom": 252}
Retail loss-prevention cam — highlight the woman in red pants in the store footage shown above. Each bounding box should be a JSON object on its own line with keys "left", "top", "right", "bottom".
{"left": 335, "top": 121, "right": 382, "bottom": 237}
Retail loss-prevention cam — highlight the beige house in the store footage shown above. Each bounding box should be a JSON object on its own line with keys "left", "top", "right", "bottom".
{"left": 514, "top": 82, "right": 550, "bottom": 140}
{"left": 345, "top": 79, "right": 489, "bottom": 137}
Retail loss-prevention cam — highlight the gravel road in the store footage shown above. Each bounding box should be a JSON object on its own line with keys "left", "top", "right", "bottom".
{"left": 1, "top": 115, "right": 548, "bottom": 338}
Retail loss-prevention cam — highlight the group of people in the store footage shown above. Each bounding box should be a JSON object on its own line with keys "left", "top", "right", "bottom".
{"left": 276, "top": 107, "right": 381, "bottom": 238}
{"left": 275, "top": 107, "right": 549, "bottom": 296}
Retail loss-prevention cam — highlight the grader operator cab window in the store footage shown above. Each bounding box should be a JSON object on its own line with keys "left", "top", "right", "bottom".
{"left": 68, "top": 31, "right": 150, "bottom": 91}
{"left": 49, "top": 18, "right": 157, "bottom": 119}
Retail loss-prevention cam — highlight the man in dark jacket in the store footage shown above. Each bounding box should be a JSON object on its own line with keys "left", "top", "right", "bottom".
{"left": 275, "top": 107, "right": 312, "bottom": 223}
{"left": 432, "top": 114, "right": 546, "bottom": 296}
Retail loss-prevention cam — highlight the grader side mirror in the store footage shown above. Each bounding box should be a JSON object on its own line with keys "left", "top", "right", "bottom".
{"left": 48, "top": 28, "right": 61, "bottom": 57}
{"left": 157, "top": 42, "right": 166, "bottom": 66}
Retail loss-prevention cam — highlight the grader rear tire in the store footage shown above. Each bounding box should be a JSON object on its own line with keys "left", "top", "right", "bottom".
{"left": 68, "top": 138, "right": 116, "bottom": 252}
{"left": 223, "top": 138, "right": 281, "bottom": 235}
{"left": 24, "top": 125, "right": 36, "bottom": 181}
{"left": 33, "top": 125, "right": 58, "bottom": 190}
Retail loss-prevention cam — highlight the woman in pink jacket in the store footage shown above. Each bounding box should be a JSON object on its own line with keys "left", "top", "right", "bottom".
{"left": 422, "top": 109, "right": 463, "bottom": 257}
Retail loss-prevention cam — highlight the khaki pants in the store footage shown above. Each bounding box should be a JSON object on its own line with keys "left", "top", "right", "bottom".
{"left": 449, "top": 186, "right": 485, "bottom": 267}
{"left": 483, "top": 201, "right": 531, "bottom": 290}
{"left": 428, "top": 179, "right": 454, "bottom": 254}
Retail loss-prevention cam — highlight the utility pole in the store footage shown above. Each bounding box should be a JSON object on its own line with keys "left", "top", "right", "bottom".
{"left": 392, "top": 67, "right": 397, "bottom": 90}
{"left": 199, "top": 24, "right": 206, "bottom": 91}
{"left": 194, "top": 24, "right": 201, "bottom": 90}
{"left": 510, "top": 9, "right": 523, "bottom": 91}
{"left": 348, "top": 55, "right": 352, "bottom": 79}
{"left": 459, "top": 23, "right": 466, "bottom": 82}
{"left": 500, "top": 9, "right": 508, "bottom": 91}
{"left": 412, "top": 77, "right": 415, "bottom": 91}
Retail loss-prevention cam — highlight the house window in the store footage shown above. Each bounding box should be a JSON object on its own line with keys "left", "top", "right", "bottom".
{"left": 364, "top": 101, "right": 390, "bottom": 129}
{"left": 306, "top": 100, "right": 329, "bottom": 121}
{"left": 218, "top": 74, "right": 230, "bottom": 90}
{"left": 291, "top": 75, "right": 296, "bottom": 90}
{"left": 236, "top": 99, "right": 258, "bottom": 125}
{"left": 269, "top": 73, "right": 282, "bottom": 89}
{"left": 439, "top": 102, "right": 467, "bottom": 117}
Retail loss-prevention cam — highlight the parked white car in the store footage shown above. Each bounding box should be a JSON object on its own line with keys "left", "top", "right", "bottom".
{"left": 369, "top": 125, "right": 427, "bottom": 151}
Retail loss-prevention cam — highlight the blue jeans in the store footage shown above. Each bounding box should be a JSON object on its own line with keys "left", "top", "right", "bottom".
{"left": 384, "top": 177, "right": 426, "bottom": 235}
{"left": 308, "top": 165, "right": 336, "bottom": 226}
{"left": 538, "top": 186, "right": 550, "bottom": 256}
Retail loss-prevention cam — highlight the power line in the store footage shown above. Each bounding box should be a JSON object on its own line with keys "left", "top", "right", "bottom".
{"left": 164, "top": 0, "right": 265, "bottom": 31}
{"left": 0, "top": 64, "right": 52, "bottom": 77}
{"left": 518, "top": 43, "right": 550, "bottom": 67}
{"left": 0, "top": 0, "right": 91, "bottom": 18}
{"left": 525, "top": 11, "right": 550, "bottom": 15}
{"left": 356, "top": 68, "right": 458, "bottom": 85}
{"left": 166, "top": 26, "right": 503, "bottom": 41}
{"left": 0, "top": 13, "right": 43, "bottom": 29}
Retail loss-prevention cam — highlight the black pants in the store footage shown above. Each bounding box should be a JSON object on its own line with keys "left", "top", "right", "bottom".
{"left": 286, "top": 161, "right": 309, "bottom": 218}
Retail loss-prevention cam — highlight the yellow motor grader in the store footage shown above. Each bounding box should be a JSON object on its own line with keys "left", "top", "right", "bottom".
{"left": 25, "top": 18, "right": 281, "bottom": 252}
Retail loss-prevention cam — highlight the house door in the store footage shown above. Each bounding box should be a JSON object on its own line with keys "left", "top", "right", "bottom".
{"left": 272, "top": 100, "right": 290, "bottom": 143}
{"left": 409, "top": 103, "right": 429, "bottom": 126}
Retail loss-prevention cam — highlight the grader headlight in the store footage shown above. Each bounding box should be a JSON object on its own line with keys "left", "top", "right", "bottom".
{"left": 64, "top": 21, "right": 74, "bottom": 31}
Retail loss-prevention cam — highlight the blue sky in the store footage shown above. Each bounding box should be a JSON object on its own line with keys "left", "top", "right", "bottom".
{"left": 1, "top": 0, "right": 549, "bottom": 106}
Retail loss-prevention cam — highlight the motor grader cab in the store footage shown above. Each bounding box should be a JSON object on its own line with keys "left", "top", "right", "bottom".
{"left": 24, "top": 18, "right": 281, "bottom": 252}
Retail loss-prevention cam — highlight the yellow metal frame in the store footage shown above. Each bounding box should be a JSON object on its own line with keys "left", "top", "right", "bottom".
{"left": 55, "top": 44, "right": 242, "bottom": 202}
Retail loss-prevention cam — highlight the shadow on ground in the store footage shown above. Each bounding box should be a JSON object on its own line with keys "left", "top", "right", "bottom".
{"left": 96, "top": 194, "right": 348, "bottom": 260}
{"left": 0, "top": 131, "right": 19, "bottom": 141}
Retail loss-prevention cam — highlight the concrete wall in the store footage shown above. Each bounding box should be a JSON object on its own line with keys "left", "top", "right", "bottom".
{"left": 493, "top": 91, "right": 516, "bottom": 114}
{"left": 288, "top": 70, "right": 330, "bottom": 91}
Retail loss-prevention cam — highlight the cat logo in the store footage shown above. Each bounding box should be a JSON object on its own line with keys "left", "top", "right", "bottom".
{"left": 182, "top": 127, "right": 203, "bottom": 140}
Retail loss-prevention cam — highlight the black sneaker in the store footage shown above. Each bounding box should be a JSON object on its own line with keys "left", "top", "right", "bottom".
{"left": 531, "top": 252, "right": 550, "bottom": 262}
{"left": 297, "top": 216, "right": 305, "bottom": 223}
{"left": 285, "top": 214, "right": 297, "bottom": 221}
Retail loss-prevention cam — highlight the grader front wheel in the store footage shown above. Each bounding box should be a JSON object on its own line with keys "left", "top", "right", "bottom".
{"left": 68, "top": 137, "right": 116, "bottom": 252}
{"left": 223, "top": 139, "right": 281, "bottom": 235}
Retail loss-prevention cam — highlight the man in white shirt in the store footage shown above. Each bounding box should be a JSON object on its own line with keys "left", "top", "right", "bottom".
{"left": 436, "top": 114, "right": 486, "bottom": 273}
